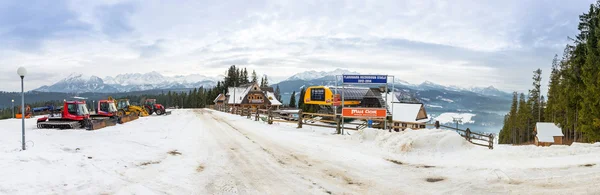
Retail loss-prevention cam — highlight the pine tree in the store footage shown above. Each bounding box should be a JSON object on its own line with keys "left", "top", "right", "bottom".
{"left": 289, "top": 91, "right": 296, "bottom": 108}
{"left": 516, "top": 93, "right": 531, "bottom": 143}
{"left": 260, "top": 77, "right": 264, "bottom": 87}
{"left": 298, "top": 87, "right": 305, "bottom": 111}
{"left": 499, "top": 92, "right": 519, "bottom": 144}
{"left": 252, "top": 70, "right": 258, "bottom": 84}
{"left": 530, "top": 69, "right": 542, "bottom": 123}
{"left": 275, "top": 85, "right": 282, "bottom": 102}
{"left": 262, "top": 75, "right": 269, "bottom": 87}
{"left": 242, "top": 68, "right": 249, "bottom": 84}
{"left": 579, "top": 3, "right": 600, "bottom": 141}
{"left": 545, "top": 55, "right": 561, "bottom": 122}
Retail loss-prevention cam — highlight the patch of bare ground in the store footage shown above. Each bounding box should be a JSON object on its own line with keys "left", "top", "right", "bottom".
{"left": 139, "top": 161, "right": 161, "bottom": 166}
{"left": 425, "top": 177, "right": 445, "bottom": 183}
{"left": 167, "top": 150, "right": 182, "bottom": 156}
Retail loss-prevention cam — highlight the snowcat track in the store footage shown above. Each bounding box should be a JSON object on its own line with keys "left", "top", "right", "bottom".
{"left": 37, "top": 121, "right": 82, "bottom": 129}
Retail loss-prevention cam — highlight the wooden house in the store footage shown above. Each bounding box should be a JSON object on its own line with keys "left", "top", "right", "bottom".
{"left": 534, "top": 122, "right": 564, "bottom": 146}
{"left": 213, "top": 94, "right": 226, "bottom": 105}
{"left": 391, "top": 103, "right": 429, "bottom": 131}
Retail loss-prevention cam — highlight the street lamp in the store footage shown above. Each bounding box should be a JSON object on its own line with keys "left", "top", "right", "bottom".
{"left": 17, "top": 67, "right": 27, "bottom": 151}
{"left": 11, "top": 99, "right": 14, "bottom": 118}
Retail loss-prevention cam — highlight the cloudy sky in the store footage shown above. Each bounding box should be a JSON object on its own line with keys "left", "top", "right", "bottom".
{"left": 0, "top": 0, "right": 594, "bottom": 92}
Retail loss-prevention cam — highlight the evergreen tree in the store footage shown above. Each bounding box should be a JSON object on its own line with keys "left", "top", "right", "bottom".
{"left": 516, "top": 93, "right": 531, "bottom": 143}
{"left": 530, "top": 69, "right": 542, "bottom": 123}
{"left": 242, "top": 68, "right": 249, "bottom": 84}
{"left": 275, "top": 85, "right": 282, "bottom": 102}
{"left": 579, "top": 3, "right": 600, "bottom": 141}
{"left": 262, "top": 75, "right": 269, "bottom": 87}
{"left": 289, "top": 91, "right": 296, "bottom": 108}
{"left": 499, "top": 92, "right": 519, "bottom": 144}
{"left": 251, "top": 70, "right": 258, "bottom": 84}
{"left": 298, "top": 87, "right": 305, "bottom": 110}
{"left": 260, "top": 77, "right": 264, "bottom": 87}
{"left": 545, "top": 55, "right": 561, "bottom": 122}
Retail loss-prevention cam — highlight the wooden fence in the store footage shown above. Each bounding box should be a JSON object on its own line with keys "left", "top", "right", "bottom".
{"left": 438, "top": 124, "right": 494, "bottom": 149}
{"left": 211, "top": 107, "right": 494, "bottom": 149}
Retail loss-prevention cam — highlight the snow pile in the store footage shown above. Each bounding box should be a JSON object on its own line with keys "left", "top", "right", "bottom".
{"left": 353, "top": 128, "right": 472, "bottom": 154}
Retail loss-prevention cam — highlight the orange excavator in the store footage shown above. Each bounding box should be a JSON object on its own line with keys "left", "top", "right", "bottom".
{"left": 16, "top": 105, "right": 32, "bottom": 119}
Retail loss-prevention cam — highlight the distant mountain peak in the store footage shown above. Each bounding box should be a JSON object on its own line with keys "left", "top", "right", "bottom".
{"left": 34, "top": 71, "right": 218, "bottom": 93}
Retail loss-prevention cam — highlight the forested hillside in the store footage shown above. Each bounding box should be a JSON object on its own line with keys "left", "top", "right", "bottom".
{"left": 499, "top": 2, "right": 600, "bottom": 144}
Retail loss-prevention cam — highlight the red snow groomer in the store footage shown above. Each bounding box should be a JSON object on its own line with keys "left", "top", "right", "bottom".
{"left": 89, "top": 99, "right": 120, "bottom": 125}
{"left": 37, "top": 100, "right": 113, "bottom": 130}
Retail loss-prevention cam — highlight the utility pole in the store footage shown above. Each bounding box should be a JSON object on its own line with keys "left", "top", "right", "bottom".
{"left": 452, "top": 117, "right": 463, "bottom": 132}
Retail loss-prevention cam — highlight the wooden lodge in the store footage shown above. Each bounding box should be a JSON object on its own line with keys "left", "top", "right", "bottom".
{"left": 534, "top": 122, "right": 564, "bottom": 147}
{"left": 225, "top": 82, "right": 282, "bottom": 110}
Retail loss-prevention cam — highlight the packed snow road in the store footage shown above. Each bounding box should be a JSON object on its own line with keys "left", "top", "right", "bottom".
{"left": 1, "top": 109, "right": 599, "bottom": 194}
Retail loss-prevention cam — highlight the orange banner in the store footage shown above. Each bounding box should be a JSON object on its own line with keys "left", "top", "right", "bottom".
{"left": 342, "top": 108, "right": 387, "bottom": 118}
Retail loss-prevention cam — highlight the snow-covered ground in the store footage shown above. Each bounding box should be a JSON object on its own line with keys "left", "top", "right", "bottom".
{"left": 1, "top": 109, "right": 599, "bottom": 194}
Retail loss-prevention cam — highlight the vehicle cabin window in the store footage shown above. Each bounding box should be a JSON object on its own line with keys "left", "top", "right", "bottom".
{"left": 311, "top": 88, "right": 325, "bottom": 101}
{"left": 68, "top": 104, "right": 77, "bottom": 115}
{"left": 100, "top": 103, "right": 109, "bottom": 112}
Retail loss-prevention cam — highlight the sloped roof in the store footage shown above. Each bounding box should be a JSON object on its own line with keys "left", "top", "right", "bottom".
{"left": 227, "top": 87, "right": 248, "bottom": 104}
{"left": 266, "top": 92, "right": 282, "bottom": 106}
{"left": 392, "top": 103, "right": 427, "bottom": 122}
{"left": 536, "top": 122, "right": 564, "bottom": 143}
{"left": 213, "top": 94, "right": 225, "bottom": 103}
{"left": 328, "top": 87, "right": 370, "bottom": 100}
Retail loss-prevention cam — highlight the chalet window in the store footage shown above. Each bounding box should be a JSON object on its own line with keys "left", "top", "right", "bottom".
{"left": 311, "top": 88, "right": 325, "bottom": 101}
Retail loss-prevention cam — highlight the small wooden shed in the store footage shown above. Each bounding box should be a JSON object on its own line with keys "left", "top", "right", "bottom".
{"left": 534, "top": 122, "right": 564, "bottom": 147}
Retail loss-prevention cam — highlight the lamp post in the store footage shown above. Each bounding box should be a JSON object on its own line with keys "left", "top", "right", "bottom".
{"left": 11, "top": 99, "right": 14, "bottom": 118}
{"left": 17, "top": 67, "right": 27, "bottom": 151}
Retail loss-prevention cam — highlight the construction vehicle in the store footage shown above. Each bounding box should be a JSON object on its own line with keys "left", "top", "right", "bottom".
{"left": 16, "top": 105, "right": 32, "bottom": 119}
{"left": 37, "top": 100, "right": 112, "bottom": 130}
{"left": 89, "top": 99, "right": 120, "bottom": 126}
{"left": 143, "top": 99, "right": 171, "bottom": 115}
{"left": 111, "top": 97, "right": 148, "bottom": 120}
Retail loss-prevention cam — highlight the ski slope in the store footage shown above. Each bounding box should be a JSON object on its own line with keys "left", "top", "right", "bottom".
{"left": 0, "top": 109, "right": 599, "bottom": 194}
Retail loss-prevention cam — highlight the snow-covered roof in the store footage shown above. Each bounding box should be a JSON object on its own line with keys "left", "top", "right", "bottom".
{"left": 266, "top": 92, "right": 282, "bottom": 106}
{"left": 227, "top": 87, "right": 249, "bottom": 104}
{"left": 536, "top": 122, "right": 564, "bottom": 143}
{"left": 392, "top": 103, "right": 427, "bottom": 122}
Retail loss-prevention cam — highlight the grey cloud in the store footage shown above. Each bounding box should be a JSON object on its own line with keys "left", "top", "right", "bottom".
{"left": 95, "top": 2, "right": 137, "bottom": 37}
{"left": 0, "top": 0, "right": 91, "bottom": 51}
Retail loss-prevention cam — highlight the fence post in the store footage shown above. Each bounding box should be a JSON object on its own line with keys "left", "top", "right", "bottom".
{"left": 435, "top": 121, "right": 440, "bottom": 129}
{"left": 298, "top": 109, "right": 303, "bottom": 128}
{"left": 268, "top": 110, "right": 273, "bottom": 125}
{"left": 465, "top": 128, "right": 471, "bottom": 142}
{"left": 255, "top": 109, "right": 259, "bottom": 121}
{"left": 336, "top": 115, "right": 341, "bottom": 134}
{"left": 489, "top": 134, "right": 494, "bottom": 149}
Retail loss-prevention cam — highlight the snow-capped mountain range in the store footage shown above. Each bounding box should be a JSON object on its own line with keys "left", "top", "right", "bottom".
{"left": 35, "top": 72, "right": 220, "bottom": 93}
{"left": 34, "top": 68, "right": 509, "bottom": 97}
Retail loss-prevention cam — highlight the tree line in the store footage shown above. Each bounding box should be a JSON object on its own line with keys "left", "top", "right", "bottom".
{"left": 499, "top": 1, "right": 600, "bottom": 144}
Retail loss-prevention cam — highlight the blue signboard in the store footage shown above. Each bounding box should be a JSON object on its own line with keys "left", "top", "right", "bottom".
{"left": 342, "top": 75, "right": 387, "bottom": 84}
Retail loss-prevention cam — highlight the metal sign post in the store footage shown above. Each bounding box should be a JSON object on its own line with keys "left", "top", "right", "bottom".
{"left": 339, "top": 75, "right": 395, "bottom": 133}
